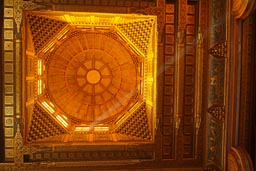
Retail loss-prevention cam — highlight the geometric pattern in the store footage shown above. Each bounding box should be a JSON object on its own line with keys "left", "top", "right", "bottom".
{"left": 117, "top": 19, "right": 154, "bottom": 56}
{"left": 22, "top": 11, "right": 157, "bottom": 144}
{"left": 46, "top": 32, "right": 138, "bottom": 124}
{"left": 26, "top": 14, "right": 67, "bottom": 52}
{"left": 115, "top": 103, "right": 152, "bottom": 140}
{"left": 27, "top": 103, "right": 66, "bottom": 143}
{"left": 209, "top": 41, "right": 227, "bottom": 58}
{"left": 208, "top": 104, "right": 225, "bottom": 122}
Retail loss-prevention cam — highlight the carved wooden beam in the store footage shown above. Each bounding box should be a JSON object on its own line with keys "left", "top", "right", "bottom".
{"left": 174, "top": 0, "right": 187, "bottom": 134}
{"left": 174, "top": 0, "right": 187, "bottom": 159}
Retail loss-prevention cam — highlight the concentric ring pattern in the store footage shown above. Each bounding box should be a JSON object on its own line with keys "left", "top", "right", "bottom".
{"left": 46, "top": 32, "right": 138, "bottom": 123}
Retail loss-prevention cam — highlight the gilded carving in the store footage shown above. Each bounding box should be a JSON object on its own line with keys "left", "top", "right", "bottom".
{"left": 5, "top": 117, "right": 14, "bottom": 126}
{"left": 194, "top": 27, "right": 203, "bottom": 137}
{"left": 22, "top": 0, "right": 47, "bottom": 10}
{"left": 5, "top": 138, "right": 14, "bottom": 147}
{"left": 4, "top": 41, "right": 13, "bottom": 50}
{"left": 4, "top": 63, "right": 14, "bottom": 72}
{"left": 4, "top": 52, "right": 14, "bottom": 61}
{"left": 208, "top": 104, "right": 225, "bottom": 122}
{"left": 116, "top": 103, "right": 152, "bottom": 140}
{"left": 209, "top": 41, "right": 227, "bottom": 58}
{"left": 133, "top": 7, "right": 165, "bottom": 42}
{"left": 174, "top": 115, "right": 181, "bottom": 135}
{"left": 14, "top": 0, "right": 49, "bottom": 33}
{"left": 5, "top": 74, "right": 14, "bottom": 83}
{"left": 5, "top": 84, "right": 14, "bottom": 96}
{"left": 4, "top": 19, "right": 14, "bottom": 29}
{"left": 4, "top": 0, "right": 14, "bottom": 7}
{"left": 177, "top": 27, "right": 185, "bottom": 44}
{"left": 14, "top": 0, "right": 23, "bottom": 33}
{"left": 4, "top": 30, "right": 13, "bottom": 40}
{"left": 5, "top": 128, "right": 14, "bottom": 137}
{"left": 14, "top": 124, "right": 52, "bottom": 164}
{"left": 23, "top": 11, "right": 157, "bottom": 145}
{"left": 197, "top": 27, "right": 203, "bottom": 45}
{"left": 5, "top": 85, "right": 14, "bottom": 94}
{"left": 5, "top": 96, "right": 14, "bottom": 105}
{"left": 4, "top": 8, "right": 14, "bottom": 17}
{"left": 5, "top": 106, "right": 14, "bottom": 116}
{"left": 5, "top": 149, "right": 14, "bottom": 158}
{"left": 195, "top": 115, "right": 201, "bottom": 135}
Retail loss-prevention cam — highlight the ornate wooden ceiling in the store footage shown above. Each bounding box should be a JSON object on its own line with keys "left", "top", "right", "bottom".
{"left": 22, "top": 11, "right": 157, "bottom": 144}
{"left": 2, "top": 0, "right": 255, "bottom": 170}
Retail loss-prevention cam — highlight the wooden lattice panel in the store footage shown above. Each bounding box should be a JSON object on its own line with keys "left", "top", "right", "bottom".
{"left": 116, "top": 103, "right": 152, "bottom": 140}
{"left": 117, "top": 19, "right": 154, "bottom": 56}
{"left": 26, "top": 14, "right": 68, "bottom": 52}
{"left": 27, "top": 103, "right": 66, "bottom": 143}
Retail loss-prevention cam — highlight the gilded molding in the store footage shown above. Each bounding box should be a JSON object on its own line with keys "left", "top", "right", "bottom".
{"left": 194, "top": 27, "right": 203, "bottom": 136}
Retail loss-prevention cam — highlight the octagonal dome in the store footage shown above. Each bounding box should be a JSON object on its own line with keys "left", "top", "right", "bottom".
{"left": 22, "top": 11, "right": 157, "bottom": 144}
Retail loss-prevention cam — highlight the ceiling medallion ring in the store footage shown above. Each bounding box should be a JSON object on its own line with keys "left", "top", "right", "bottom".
{"left": 46, "top": 32, "right": 138, "bottom": 124}
{"left": 69, "top": 50, "right": 121, "bottom": 97}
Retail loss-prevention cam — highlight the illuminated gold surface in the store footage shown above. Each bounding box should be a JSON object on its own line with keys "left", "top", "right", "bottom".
{"left": 4, "top": 8, "right": 13, "bottom": 18}
{"left": 5, "top": 149, "right": 14, "bottom": 158}
{"left": 23, "top": 11, "right": 157, "bottom": 143}
{"left": 46, "top": 32, "right": 138, "bottom": 123}
{"left": 86, "top": 70, "right": 101, "bottom": 84}
{"left": 4, "top": 19, "right": 13, "bottom": 28}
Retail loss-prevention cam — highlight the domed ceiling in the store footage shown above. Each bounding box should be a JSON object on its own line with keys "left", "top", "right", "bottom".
{"left": 23, "top": 11, "right": 157, "bottom": 144}
{"left": 47, "top": 32, "right": 138, "bottom": 124}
